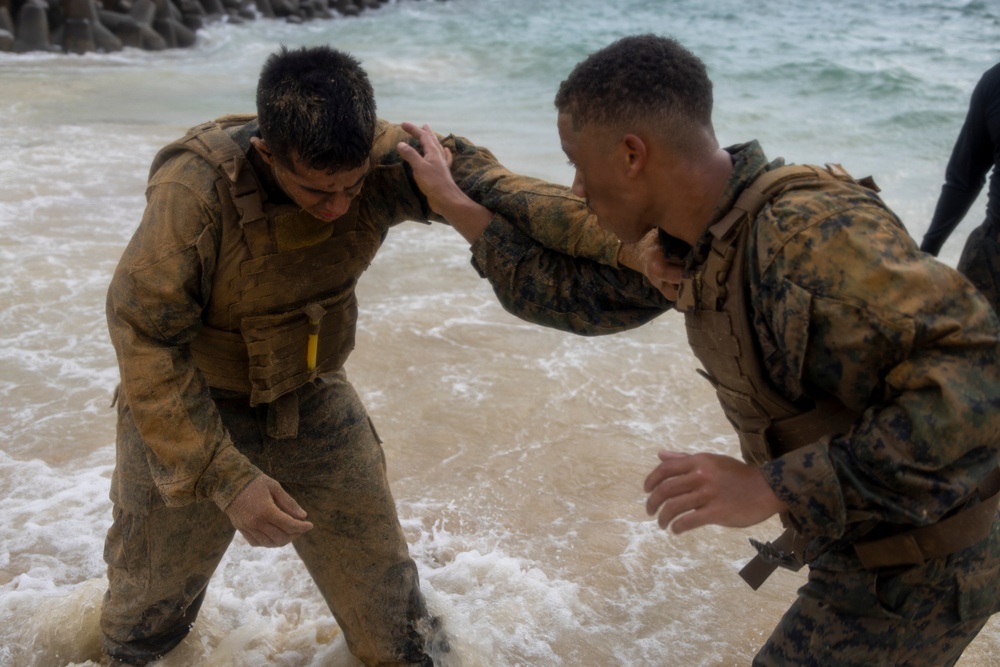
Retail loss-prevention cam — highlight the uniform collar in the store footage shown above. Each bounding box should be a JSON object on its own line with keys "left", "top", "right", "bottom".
{"left": 688, "top": 141, "right": 782, "bottom": 266}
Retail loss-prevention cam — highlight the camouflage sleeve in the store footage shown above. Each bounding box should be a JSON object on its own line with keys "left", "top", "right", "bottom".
{"left": 377, "top": 120, "right": 623, "bottom": 265}
{"left": 107, "top": 163, "right": 260, "bottom": 511}
{"left": 366, "top": 121, "right": 438, "bottom": 230}
{"left": 448, "top": 136, "right": 624, "bottom": 266}
{"left": 753, "top": 188, "right": 1000, "bottom": 542}
{"left": 469, "top": 213, "right": 672, "bottom": 335}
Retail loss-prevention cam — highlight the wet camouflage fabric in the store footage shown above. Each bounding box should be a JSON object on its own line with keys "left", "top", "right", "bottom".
{"left": 449, "top": 132, "right": 673, "bottom": 335}
{"left": 723, "top": 141, "right": 1000, "bottom": 664}
{"left": 102, "top": 372, "right": 441, "bottom": 666}
{"left": 754, "top": 514, "right": 1000, "bottom": 666}
{"left": 105, "top": 117, "right": 632, "bottom": 512}
{"left": 474, "top": 140, "right": 1000, "bottom": 662}
{"left": 469, "top": 220, "right": 672, "bottom": 335}
{"left": 446, "top": 135, "right": 624, "bottom": 267}
{"left": 103, "top": 117, "right": 629, "bottom": 665}
{"left": 714, "top": 143, "right": 1000, "bottom": 558}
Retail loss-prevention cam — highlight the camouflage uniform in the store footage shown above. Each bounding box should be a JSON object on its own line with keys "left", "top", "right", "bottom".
{"left": 102, "top": 117, "right": 663, "bottom": 666}
{"left": 470, "top": 141, "right": 1000, "bottom": 666}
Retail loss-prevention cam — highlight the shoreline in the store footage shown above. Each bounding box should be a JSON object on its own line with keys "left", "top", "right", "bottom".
{"left": 0, "top": 0, "right": 411, "bottom": 54}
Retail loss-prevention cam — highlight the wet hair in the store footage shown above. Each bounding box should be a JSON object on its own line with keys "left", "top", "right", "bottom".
{"left": 554, "top": 34, "right": 715, "bottom": 155}
{"left": 256, "top": 45, "right": 377, "bottom": 173}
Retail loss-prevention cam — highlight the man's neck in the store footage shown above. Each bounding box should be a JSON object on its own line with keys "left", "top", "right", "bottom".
{"left": 654, "top": 148, "right": 734, "bottom": 246}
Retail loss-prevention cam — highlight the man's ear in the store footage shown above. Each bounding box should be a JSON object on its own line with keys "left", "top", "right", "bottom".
{"left": 250, "top": 137, "right": 274, "bottom": 167}
{"left": 622, "top": 133, "right": 647, "bottom": 177}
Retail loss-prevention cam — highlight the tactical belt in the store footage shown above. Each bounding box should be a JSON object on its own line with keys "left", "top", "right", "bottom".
{"left": 853, "top": 467, "right": 1000, "bottom": 569}
{"left": 739, "top": 466, "right": 1000, "bottom": 590}
{"left": 738, "top": 528, "right": 808, "bottom": 590}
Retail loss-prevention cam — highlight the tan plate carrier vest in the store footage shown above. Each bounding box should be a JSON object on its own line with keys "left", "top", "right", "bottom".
{"left": 148, "top": 116, "right": 383, "bottom": 436}
{"left": 675, "top": 164, "right": 1000, "bottom": 589}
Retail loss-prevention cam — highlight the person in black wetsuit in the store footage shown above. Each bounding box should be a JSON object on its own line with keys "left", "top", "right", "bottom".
{"left": 921, "top": 61, "right": 1000, "bottom": 309}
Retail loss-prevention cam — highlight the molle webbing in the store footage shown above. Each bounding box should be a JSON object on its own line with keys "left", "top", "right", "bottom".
{"left": 189, "top": 325, "right": 252, "bottom": 394}
{"left": 680, "top": 164, "right": 1000, "bottom": 588}
{"left": 678, "top": 164, "right": 865, "bottom": 589}
{"left": 678, "top": 165, "right": 862, "bottom": 466}
{"left": 167, "top": 115, "right": 273, "bottom": 256}
{"left": 189, "top": 306, "right": 358, "bottom": 399}
{"left": 159, "top": 117, "right": 379, "bottom": 410}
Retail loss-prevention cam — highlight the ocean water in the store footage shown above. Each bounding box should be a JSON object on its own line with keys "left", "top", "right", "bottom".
{"left": 1, "top": 0, "right": 999, "bottom": 665}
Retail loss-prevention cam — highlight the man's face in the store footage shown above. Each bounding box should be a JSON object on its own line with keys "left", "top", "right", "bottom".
{"left": 557, "top": 112, "right": 649, "bottom": 243}
{"left": 256, "top": 140, "right": 369, "bottom": 222}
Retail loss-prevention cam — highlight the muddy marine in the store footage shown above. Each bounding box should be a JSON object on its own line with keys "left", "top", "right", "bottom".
{"left": 99, "top": 44, "right": 664, "bottom": 667}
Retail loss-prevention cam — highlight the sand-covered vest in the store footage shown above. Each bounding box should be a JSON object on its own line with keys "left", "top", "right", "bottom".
{"left": 676, "top": 165, "right": 862, "bottom": 466}
{"left": 148, "top": 115, "right": 382, "bottom": 408}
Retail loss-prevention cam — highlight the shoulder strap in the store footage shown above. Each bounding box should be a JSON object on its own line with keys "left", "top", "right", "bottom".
{"left": 710, "top": 164, "right": 827, "bottom": 240}
{"left": 677, "top": 163, "right": 870, "bottom": 313}
{"left": 150, "top": 117, "right": 273, "bottom": 257}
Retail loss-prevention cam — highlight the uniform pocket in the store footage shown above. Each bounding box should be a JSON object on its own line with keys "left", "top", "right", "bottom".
{"left": 103, "top": 506, "right": 152, "bottom": 589}
{"left": 240, "top": 291, "right": 358, "bottom": 404}
{"left": 110, "top": 402, "right": 158, "bottom": 516}
{"left": 957, "top": 563, "right": 1000, "bottom": 621}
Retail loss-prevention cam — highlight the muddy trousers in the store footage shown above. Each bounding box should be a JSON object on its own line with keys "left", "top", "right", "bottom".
{"left": 753, "top": 516, "right": 1000, "bottom": 667}
{"left": 100, "top": 372, "right": 434, "bottom": 666}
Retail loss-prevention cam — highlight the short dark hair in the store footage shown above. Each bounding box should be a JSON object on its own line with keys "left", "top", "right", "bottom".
{"left": 554, "top": 34, "right": 715, "bottom": 154}
{"left": 256, "top": 45, "right": 377, "bottom": 172}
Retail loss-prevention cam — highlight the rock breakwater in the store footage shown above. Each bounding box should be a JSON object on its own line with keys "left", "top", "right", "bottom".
{"left": 0, "top": 0, "right": 405, "bottom": 54}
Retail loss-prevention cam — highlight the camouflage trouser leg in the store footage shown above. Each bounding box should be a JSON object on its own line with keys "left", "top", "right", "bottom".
{"left": 101, "top": 371, "right": 441, "bottom": 667}
{"left": 267, "top": 374, "right": 438, "bottom": 666}
{"left": 754, "top": 517, "right": 1000, "bottom": 667}
{"left": 957, "top": 220, "right": 1000, "bottom": 314}
{"left": 100, "top": 403, "right": 237, "bottom": 665}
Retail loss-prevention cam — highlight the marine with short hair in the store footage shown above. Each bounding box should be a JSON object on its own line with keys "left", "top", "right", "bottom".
{"left": 407, "top": 34, "right": 1000, "bottom": 666}
{"left": 559, "top": 34, "right": 1000, "bottom": 666}
{"left": 100, "top": 44, "right": 664, "bottom": 667}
